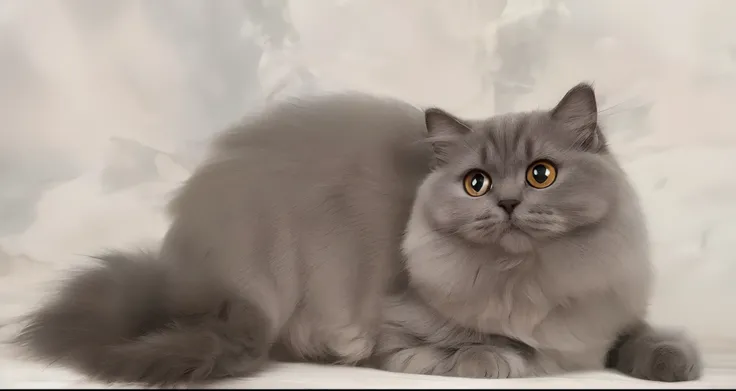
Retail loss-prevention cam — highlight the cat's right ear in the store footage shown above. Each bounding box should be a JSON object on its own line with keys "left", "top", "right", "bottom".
{"left": 424, "top": 108, "right": 472, "bottom": 166}
{"left": 551, "top": 83, "right": 606, "bottom": 152}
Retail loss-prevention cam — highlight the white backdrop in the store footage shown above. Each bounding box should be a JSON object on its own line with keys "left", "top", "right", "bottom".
{"left": 1, "top": 0, "right": 735, "bottom": 376}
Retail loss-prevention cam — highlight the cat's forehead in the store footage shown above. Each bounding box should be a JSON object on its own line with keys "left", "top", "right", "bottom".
{"left": 469, "top": 111, "right": 557, "bottom": 163}
{"left": 482, "top": 111, "right": 550, "bottom": 141}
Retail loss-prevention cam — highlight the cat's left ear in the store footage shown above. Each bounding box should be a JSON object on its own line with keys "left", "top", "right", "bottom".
{"left": 551, "top": 83, "right": 606, "bottom": 152}
{"left": 425, "top": 108, "right": 472, "bottom": 166}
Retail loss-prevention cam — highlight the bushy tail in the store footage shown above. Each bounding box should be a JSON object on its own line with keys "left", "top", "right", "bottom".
{"left": 14, "top": 251, "right": 271, "bottom": 386}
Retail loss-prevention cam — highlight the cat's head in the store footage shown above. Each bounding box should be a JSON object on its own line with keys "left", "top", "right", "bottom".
{"left": 411, "top": 83, "right": 624, "bottom": 254}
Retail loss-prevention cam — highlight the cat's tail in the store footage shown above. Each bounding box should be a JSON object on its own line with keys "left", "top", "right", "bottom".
{"left": 13, "top": 250, "right": 272, "bottom": 386}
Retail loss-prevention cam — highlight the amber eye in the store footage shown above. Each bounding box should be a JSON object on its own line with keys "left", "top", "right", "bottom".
{"left": 526, "top": 160, "right": 557, "bottom": 189}
{"left": 463, "top": 170, "right": 492, "bottom": 197}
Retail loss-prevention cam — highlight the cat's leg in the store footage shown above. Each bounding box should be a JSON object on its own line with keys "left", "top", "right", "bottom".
{"left": 378, "top": 334, "right": 540, "bottom": 378}
{"left": 303, "top": 266, "right": 378, "bottom": 364}
{"left": 607, "top": 321, "right": 702, "bottom": 382}
{"left": 280, "top": 230, "right": 387, "bottom": 365}
{"left": 376, "top": 294, "right": 549, "bottom": 378}
{"left": 318, "top": 243, "right": 390, "bottom": 365}
{"left": 279, "top": 313, "right": 375, "bottom": 365}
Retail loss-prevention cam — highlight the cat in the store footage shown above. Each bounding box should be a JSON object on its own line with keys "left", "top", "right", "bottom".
{"left": 14, "top": 83, "right": 701, "bottom": 386}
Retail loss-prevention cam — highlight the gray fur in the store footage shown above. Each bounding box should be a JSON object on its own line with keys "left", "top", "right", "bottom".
{"left": 14, "top": 84, "right": 701, "bottom": 386}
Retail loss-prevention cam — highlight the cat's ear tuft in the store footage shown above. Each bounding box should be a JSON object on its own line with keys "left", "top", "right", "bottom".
{"left": 424, "top": 108, "right": 472, "bottom": 166}
{"left": 551, "top": 82, "right": 606, "bottom": 152}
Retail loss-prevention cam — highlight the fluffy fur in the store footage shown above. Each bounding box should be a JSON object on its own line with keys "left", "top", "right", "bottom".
{"left": 14, "top": 84, "right": 701, "bottom": 386}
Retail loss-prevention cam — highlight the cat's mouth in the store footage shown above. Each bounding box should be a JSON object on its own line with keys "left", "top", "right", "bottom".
{"left": 502, "top": 222, "right": 534, "bottom": 239}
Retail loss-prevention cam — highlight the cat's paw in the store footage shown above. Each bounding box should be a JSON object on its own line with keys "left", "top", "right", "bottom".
{"left": 643, "top": 341, "right": 702, "bottom": 382}
{"left": 614, "top": 328, "right": 703, "bottom": 382}
{"left": 453, "top": 345, "right": 530, "bottom": 379}
{"left": 326, "top": 325, "right": 375, "bottom": 365}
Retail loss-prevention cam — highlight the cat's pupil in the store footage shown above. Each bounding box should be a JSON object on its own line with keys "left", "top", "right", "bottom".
{"left": 471, "top": 174, "right": 485, "bottom": 192}
{"left": 532, "top": 165, "right": 550, "bottom": 183}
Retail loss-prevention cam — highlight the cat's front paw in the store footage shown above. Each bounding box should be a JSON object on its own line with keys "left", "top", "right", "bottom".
{"left": 453, "top": 345, "right": 530, "bottom": 379}
{"left": 614, "top": 327, "right": 703, "bottom": 382}
{"left": 644, "top": 341, "right": 702, "bottom": 382}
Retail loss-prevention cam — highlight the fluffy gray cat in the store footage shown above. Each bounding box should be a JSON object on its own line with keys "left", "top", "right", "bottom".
{"left": 15, "top": 83, "right": 701, "bottom": 386}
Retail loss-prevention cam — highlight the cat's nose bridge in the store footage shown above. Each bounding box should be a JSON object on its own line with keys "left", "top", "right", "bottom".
{"left": 493, "top": 177, "right": 524, "bottom": 201}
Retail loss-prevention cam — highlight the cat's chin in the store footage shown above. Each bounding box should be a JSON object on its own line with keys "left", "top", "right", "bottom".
{"left": 498, "top": 230, "right": 534, "bottom": 254}
{"left": 457, "top": 223, "right": 535, "bottom": 254}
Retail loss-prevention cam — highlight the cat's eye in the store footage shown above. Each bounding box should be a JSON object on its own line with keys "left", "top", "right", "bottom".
{"left": 526, "top": 160, "right": 557, "bottom": 189}
{"left": 463, "top": 170, "right": 492, "bottom": 197}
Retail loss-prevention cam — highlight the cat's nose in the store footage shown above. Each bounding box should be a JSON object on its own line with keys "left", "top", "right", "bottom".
{"left": 497, "top": 199, "right": 520, "bottom": 214}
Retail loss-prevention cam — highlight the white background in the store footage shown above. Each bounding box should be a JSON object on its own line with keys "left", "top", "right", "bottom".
{"left": 0, "top": 0, "right": 735, "bottom": 387}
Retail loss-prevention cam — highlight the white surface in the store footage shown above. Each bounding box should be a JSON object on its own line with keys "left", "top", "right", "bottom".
{"left": 1, "top": 0, "right": 736, "bottom": 388}
{"left": 1, "top": 352, "right": 735, "bottom": 389}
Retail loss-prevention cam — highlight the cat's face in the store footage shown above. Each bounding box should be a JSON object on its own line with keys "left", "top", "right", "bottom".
{"left": 414, "top": 84, "right": 623, "bottom": 253}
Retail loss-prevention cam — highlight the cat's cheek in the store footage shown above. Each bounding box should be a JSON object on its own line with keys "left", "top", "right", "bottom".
{"left": 457, "top": 229, "right": 490, "bottom": 245}
{"left": 514, "top": 211, "right": 569, "bottom": 238}
{"left": 421, "top": 199, "right": 458, "bottom": 232}
{"left": 568, "top": 197, "right": 610, "bottom": 228}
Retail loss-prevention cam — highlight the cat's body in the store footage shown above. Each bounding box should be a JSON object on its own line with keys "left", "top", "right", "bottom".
{"left": 15, "top": 84, "right": 702, "bottom": 386}
{"left": 159, "top": 93, "right": 430, "bottom": 366}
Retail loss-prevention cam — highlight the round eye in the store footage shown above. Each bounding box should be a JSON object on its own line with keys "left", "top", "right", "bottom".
{"left": 526, "top": 160, "right": 557, "bottom": 189}
{"left": 463, "top": 170, "right": 492, "bottom": 197}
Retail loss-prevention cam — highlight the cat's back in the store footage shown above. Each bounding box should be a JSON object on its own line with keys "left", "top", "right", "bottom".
{"left": 213, "top": 92, "right": 428, "bottom": 166}
{"left": 168, "top": 92, "right": 432, "bottom": 227}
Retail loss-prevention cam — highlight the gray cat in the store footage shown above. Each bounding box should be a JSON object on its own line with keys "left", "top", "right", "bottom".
{"left": 14, "top": 83, "right": 701, "bottom": 386}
